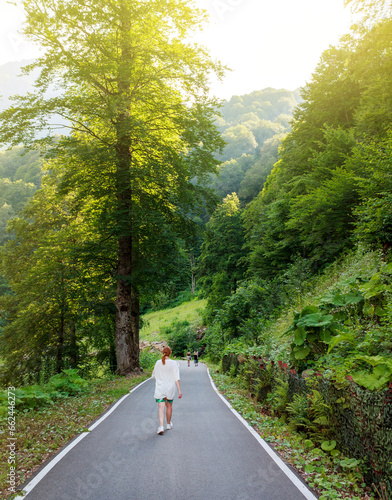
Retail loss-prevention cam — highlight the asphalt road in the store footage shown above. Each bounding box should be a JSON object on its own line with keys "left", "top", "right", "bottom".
{"left": 20, "top": 361, "right": 318, "bottom": 500}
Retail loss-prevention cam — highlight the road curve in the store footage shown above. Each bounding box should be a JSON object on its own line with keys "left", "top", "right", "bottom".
{"left": 20, "top": 361, "right": 318, "bottom": 500}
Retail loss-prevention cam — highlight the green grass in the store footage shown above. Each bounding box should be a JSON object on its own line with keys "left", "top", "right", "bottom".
{"left": 140, "top": 298, "right": 206, "bottom": 341}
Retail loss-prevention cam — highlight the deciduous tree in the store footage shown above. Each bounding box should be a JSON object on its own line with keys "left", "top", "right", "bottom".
{"left": 0, "top": 0, "right": 224, "bottom": 374}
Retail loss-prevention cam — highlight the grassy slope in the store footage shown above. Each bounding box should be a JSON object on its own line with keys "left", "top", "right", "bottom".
{"left": 140, "top": 298, "right": 206, "bottom": 341}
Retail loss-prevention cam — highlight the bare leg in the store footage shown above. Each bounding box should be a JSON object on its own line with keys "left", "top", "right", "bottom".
{"left": 158, "top": 402, "right": 165, "bottom": 427}
{"left": 166, "top": 401, "right": 173, "bottom": 424}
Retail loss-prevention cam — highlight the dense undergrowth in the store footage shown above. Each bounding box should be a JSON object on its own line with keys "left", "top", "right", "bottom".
{"left": 203, "top": 245, "right": 392, "bottom": 389}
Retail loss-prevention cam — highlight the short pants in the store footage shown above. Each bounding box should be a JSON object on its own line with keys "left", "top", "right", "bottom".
{"left": 155, "top": 398, "right": 173, "bottom": 403}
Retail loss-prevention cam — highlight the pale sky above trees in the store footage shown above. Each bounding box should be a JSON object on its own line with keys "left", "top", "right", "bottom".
{"left": 0, "top": 0, "right": 353, "bottom": 98}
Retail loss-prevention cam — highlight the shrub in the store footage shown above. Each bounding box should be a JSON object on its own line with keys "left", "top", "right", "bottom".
{"left": 139, "top": 350, "right": 161, "bottom": 371}
{"left": 46, "top": 369, "right": 88, "bottom": 396}
{"left": 163, "top": 320, "right": 198, "bottom": 357}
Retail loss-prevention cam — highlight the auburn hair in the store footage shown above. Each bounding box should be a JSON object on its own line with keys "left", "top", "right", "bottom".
{"left": 161, "top": 346, "right": 171, "bottom": 365}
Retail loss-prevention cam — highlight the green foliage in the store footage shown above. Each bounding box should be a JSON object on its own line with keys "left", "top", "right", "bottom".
{"left": 214, "top": 88, "right": 300, "bottom": 162}
{"left": 198, "top": 193, "right": 248, "bottom": 318}
{"left": 351, "top": 354, "right": 392, "bottom": 390}
{"left": 0, "top": 146, "right": 43, "bottom": 244}
{"left": 140, "top": 298, "right": 206, "bottom": 342}
{"left": 286, "top": 393, "right": 313, "bottom": 432}
{"left": 285, "top": 387, "right": 333, "bottom": 444}
{"left": 0, "top": 386, "right": 52, "bottom": 415}
{"left": 163, "top": 320, "right": 198, "bottom": 357}
{"left": 203, "top": 321, "right": 226, "bottom": 362}
{"left": 46, "top": 369, "right": 88, "bottom": 396}
{"left": 208, "top": 89, "right": 301, "bottom": 206}
{"left": 213, "top": 280, "right": 277, "bottom": 341}
{"left": 283, "top": 261, "right": 392, "bottom": 387}
{"left": 266, "top": 376, "right": 289, "bottom": 416}
{"left": 0, "top": 369, "right": 88, "bottom": 418}
{"left": 351, "top": 134, "right": 392, "bottom": 248}
{"left": 139, "top": 350, "right": 161, "bottom": 371}
{"left": 285, "top": 304, "right": 341, "bottom": 368}
{"left": 241, "top": 17, "right": 392, "bottom": 278}
{"left": 0, "top": 146, "right": 42, "bottom": 187}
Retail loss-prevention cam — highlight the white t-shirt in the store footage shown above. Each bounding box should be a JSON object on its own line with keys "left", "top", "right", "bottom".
{"left": 152, "top": 358, "right": 180, "bottom": 400}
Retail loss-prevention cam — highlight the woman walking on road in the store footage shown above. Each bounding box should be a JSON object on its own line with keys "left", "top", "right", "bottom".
{"left": 193, "top": 349, "right": 199, "bottom": 366}
{"left": 152, "top": 346, "right": 182, "bottom": 435}
{"left": 187, "top": 350, "right": 191, "bottom": 367}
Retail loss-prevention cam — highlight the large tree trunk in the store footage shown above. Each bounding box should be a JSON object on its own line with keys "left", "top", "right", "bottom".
{"left": 114, "top": 231, "right": 141, "bottom": 375}
{"left": 113, "top": 123, "right": 141, "bottom": 375}
{"left": 113, "top": 120, "right": 141, "bottom": 374}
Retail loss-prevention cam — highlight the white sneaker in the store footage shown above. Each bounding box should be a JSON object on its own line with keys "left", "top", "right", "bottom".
{"left": 157, "top": 426, "right": 164, "bottom": 435}
{"left": 166, "top": 422, "right": 173, "bottom": 430}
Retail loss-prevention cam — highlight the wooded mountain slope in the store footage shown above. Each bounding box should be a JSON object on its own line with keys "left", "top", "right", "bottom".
{"left": 210, "top": 88, "right": 301, "bottom": 203}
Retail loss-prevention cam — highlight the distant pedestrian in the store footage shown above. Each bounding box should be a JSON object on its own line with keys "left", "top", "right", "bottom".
{"left": 187, "top": 350, "right": 191, "bottom": 367}
{"left": 152, "top": 346, "right": 182, "bottom": 435}
{"left": 193, "top": 349, "right": 199, "bottom": 366}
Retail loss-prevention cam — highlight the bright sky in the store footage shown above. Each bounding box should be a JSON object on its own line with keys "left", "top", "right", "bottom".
{"left": 0, "top": 0, "right": 353, "bottom": 100}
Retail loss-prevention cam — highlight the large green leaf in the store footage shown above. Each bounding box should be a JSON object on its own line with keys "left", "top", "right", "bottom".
{"left": 293, "top": 326, "right": 307, "bottom": 346}
{"left": 319, "top": 329, "right": 332, "bottom": 342}
{"left": 299, "top": 305, "right": 319, "bottom": 317}
{"left": 355, "top": 354, "right": 392, "bottom": 369}
{"left": 320, "top": 290, "right": 363, "bottom": 306}
{"left": 293, "top": 345, "right": 311, "bottom": 360}
{"left": 343, "top": 290, "right": 364, "bottom": 304}
{"left": 351, "top": 355, "right": 392, "bottom": 390}
{"left": 327, "top": 332, "right": 355, "bottom": 353}
{"left": 351, "top": 366, "right": 392, "bottom": 390}
{"left": 320, "top": 290, "right": 340, "bottom": 305}
{"left": 297, "top": 313, "right": 333, "bottom": 328}
{"left": 360, "top": 280, "right": 389, "bottom": 299}
{"left": 339, "top": 458, "right": 360, "bottom": 468}
{"left": 321, "top": 440, "right": 336, "bottom": 451}
{"left": 332, "top": 310, "right": 348, "bottom": 322}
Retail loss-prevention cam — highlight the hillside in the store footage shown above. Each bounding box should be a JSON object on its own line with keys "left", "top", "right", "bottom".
{"left": 211, "top": 88, "right": 302, "bottom": 204}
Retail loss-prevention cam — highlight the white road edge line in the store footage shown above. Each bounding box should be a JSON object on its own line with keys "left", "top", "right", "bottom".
{"left": 206, "top": 368, "right": 318, "bottom": 500}
{"left": 18, "top": 377, "right": 152, "bottom": 499}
